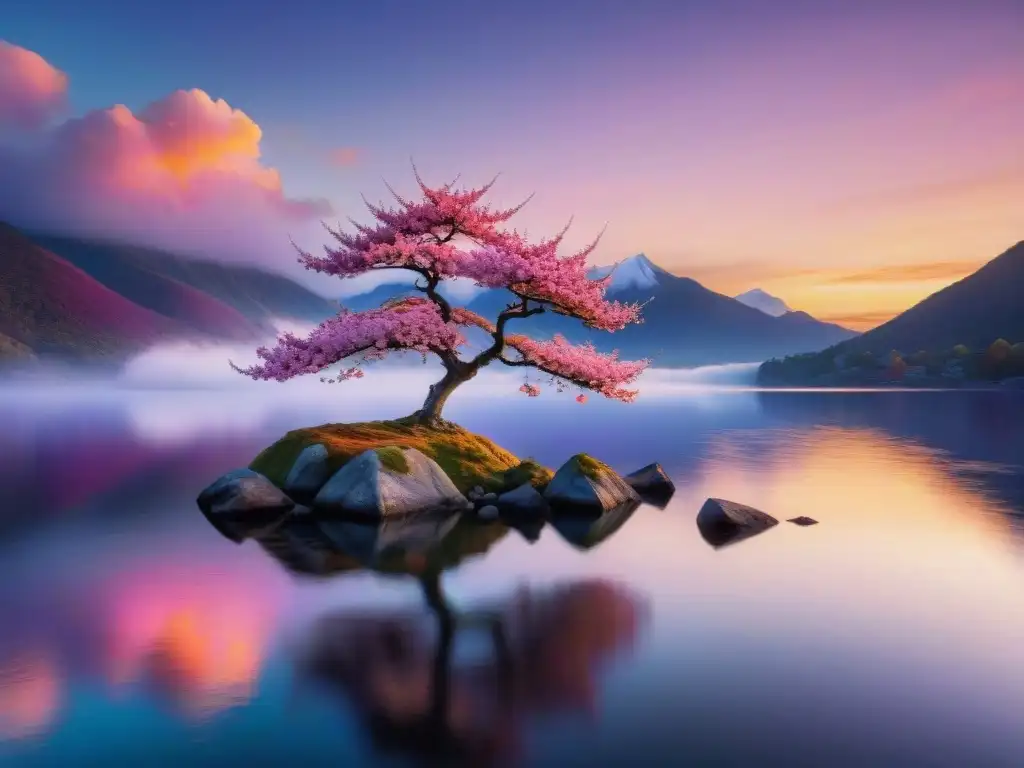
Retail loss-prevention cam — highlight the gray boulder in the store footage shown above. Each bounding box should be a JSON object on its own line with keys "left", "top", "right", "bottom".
{"left": 623, "top": 463, "right": 675, "bottom": 507}
{"left": 283, "top": 443, "right": 332, "bottom": 501}
{"left": 313, "top": 447, "right": 472, "bottom": 519}
{"left": 543, "top": 454, "right": 638, "bottom": 514}
{"left": 197, "top": 468, "right": 295, "bottom": 543}
{"left": 497, "top": 482, "right": 549, "bottom": 518}
{"left": 697, "top": 497, "right": 778, "bottom": 549}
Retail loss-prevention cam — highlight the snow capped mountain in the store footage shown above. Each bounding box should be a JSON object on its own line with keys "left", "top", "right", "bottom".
{"left": 734, "top": 288, "right": 792, "bottom": 317}
{"left": 589, "top": 253, "right": 664, "bottom": 292}
{"left": 339, "top": 251, "right": 856, "bottom": 365}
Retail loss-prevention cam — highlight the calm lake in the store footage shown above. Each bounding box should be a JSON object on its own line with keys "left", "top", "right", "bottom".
{"left": 2, "top": 383, "right": 1024, "bottom": 766}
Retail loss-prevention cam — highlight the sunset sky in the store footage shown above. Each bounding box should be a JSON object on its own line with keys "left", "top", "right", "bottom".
{"left": 2, "top": 0, "right": 1022, "bottom": 329}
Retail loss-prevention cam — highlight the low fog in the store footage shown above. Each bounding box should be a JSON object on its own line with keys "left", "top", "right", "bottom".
{"left": 0, "top": 332, "right": 760, "bottom": 442}
{"left": 1, "top": 335, "right": 759, "bottom": 395}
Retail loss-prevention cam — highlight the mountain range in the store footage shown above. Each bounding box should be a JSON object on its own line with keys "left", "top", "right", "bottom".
{"left": 342, "top": 254, "right": 857, "bottom": 366}
{"left": 0, "top": 222, "right": 338, "bottom": 363}
{"left": 734, "top": 288, "right": 792, "bottom": 317}
{"left": 836, "top": 240, "right": 1024, "bottom": 355}
{"left": 757, "top": 240, "right": 1024, "bottom": 384}
{"left": 0, "top": 225, "right": 857, "bottom": 367}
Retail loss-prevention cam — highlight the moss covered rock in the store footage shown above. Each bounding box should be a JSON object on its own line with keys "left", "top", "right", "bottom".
{"left": 543, "top": 453, "right": 638, "bottom": 513}
{"left": 250, "top": 418, "right": 551, "bottom": 496}
{"left": 313, "top": 447, "right": 471, "bottom": 519}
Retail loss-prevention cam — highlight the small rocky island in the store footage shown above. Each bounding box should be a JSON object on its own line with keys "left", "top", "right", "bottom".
{"left": 197, "top": 418, "right": 819, "bottom": 551}
{"left": 197, "top": 418, "right": 676, "bottom": 542}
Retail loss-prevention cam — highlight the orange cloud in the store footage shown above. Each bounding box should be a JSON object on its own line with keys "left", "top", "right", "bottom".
{"left": 813, "top": 310, "right": 898, "bottom": 330}
{"left": 41, "top": 89, "right": 328, "bottom": 220}
{"left": 329, "top": 146, "right": 360, "bottom": 167}
{"left": 0, "top": 45, "right": 332, "bottom": 274}
{"left": 0, "top": 41, "right": 68, "bottom": 130}
{"left": 822, "top": 261, "right": 981, "bottom": 285}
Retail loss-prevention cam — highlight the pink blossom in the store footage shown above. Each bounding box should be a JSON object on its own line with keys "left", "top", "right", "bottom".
{"left": 295, "top": 169, "right": 643, "bottom": 330}
{"left": 233, "top": 298, "right": 466, "bottom": 382}
{"left": 504, "top": 334, "right": 649, "bottom": 402}
{"left": 576, "top": 394, "right": 588, "bottom": 404}
{"left": 237, "top": 168, "right": 651, "bottom": 411}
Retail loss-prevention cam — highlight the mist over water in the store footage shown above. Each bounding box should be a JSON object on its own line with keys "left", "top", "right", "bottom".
{"left": 0, "top": 336, "right": 760, "bottom": 405}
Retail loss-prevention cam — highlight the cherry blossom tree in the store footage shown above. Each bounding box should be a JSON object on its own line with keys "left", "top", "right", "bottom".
{"left": 233, "top": 167, "right": 649, "bottom": 426}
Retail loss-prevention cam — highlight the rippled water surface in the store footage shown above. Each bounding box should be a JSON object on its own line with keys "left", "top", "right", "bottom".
{"left": 2, "top": 388, "right": 1024, "bottom": 766}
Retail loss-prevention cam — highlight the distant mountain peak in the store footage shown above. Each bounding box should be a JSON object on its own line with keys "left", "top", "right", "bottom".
{"left": 590, "top": 253, "right": 665, "bottom": 291}
{"left": 735, "top": 288, "right": 792, "bottom": 317}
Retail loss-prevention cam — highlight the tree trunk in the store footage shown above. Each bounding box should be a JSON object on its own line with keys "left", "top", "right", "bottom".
{"left": 420, "top": 572, "right": 455, "bottom": 743}
{"left": 412, "top": 364, "right": 475, "bottom": 427}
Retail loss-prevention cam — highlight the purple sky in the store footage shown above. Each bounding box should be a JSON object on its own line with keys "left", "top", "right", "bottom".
{"left": 2, "top": 0, "right": 1022, "bottom": 327}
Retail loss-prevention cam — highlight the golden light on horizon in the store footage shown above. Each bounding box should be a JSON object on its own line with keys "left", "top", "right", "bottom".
{"left": 556, "top": 422, "right": 1024, "bottom": 636}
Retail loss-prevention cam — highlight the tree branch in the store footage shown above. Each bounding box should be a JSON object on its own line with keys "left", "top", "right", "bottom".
{"left": 498, "top": 355, "right": 531, "bottom": 367}
{"left": 469, "top": 300, "right": 545, "bottom": 369}
{"left": 412, "top": 272, "right": 453, "bottom": 323}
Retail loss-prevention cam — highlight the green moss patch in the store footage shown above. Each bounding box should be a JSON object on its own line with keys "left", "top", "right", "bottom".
{"left": 249, "top": 417, "right": 548, "bottom": 495}
{"left": 497, "top": 458, "right": 554, "bottom": 492}
{"left": 570, "top": 453, "right": 611, "bottom": 481}
{"left": 374, "top": 446, "right": 410, "bottom": 474}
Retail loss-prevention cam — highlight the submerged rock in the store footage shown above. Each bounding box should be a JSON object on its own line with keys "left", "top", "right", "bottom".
{"left": 696, "top": 497, "right": 778, "bottom": 549}
{"left": 497, "top": 482, "right": 549, "bottom": 519}
{"left": 313, "top": 447, "right": 472, "bottom": 519}
{"left": 477, "top": 504, "right": 500, "bottom": 521}
{"left": 283, "top": 443, "right": 332, "bottom": 502}
{"left": 788, "top": 516, "right": 819, "bottom": 526}
{"left": 623, "top": 463, "right": 675, "bottom": 507}
{"left": 197, "top": 468, "right": 295, "bottom": 543}
{"left": 552, "top": 499, "right": 641, "bottom": 551}
{"left": 544, "top": 454, "right": 638, "bottom": 514}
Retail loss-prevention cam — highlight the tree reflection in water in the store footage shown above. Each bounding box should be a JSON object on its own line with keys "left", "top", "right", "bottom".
{"left": 251, "top": 507, "right": 647, "bottom": 766}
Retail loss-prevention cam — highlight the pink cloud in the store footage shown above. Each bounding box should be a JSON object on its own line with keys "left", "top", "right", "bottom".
{"left": 0, "top": 41, "right": 68, "bottom": 130}
{"left": 329, "top": 146, "right": 360, "bottom": 167}
{"left": 0, "top": 45, "right": 334, "bottom": 278}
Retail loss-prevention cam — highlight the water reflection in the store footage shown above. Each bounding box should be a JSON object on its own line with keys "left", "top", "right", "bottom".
{"left": 757, "top": 390, "right": 1024, "bottom": 516}
{"left": 0, "top": 529, "right": 288, "bottom": 742}
{"left": 299, "top": 575, "right": 644, "bottom": 766}
{"left": 246, "top": 508, "right": 647, "bottom": 765}
{"left": 0, "top": 653, "right": 60, "bottom": 742}
{"left": 98, "top": 562, "right": 283, "bottom": 720}
{"left": 2, "top": 392, "right": 1024, "bottom": 765}
{"left": 550, "top": 501, "right": 641, "bottom": 550}
{"left": 258, "top": 515, "right": 511, "bottom": 579}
